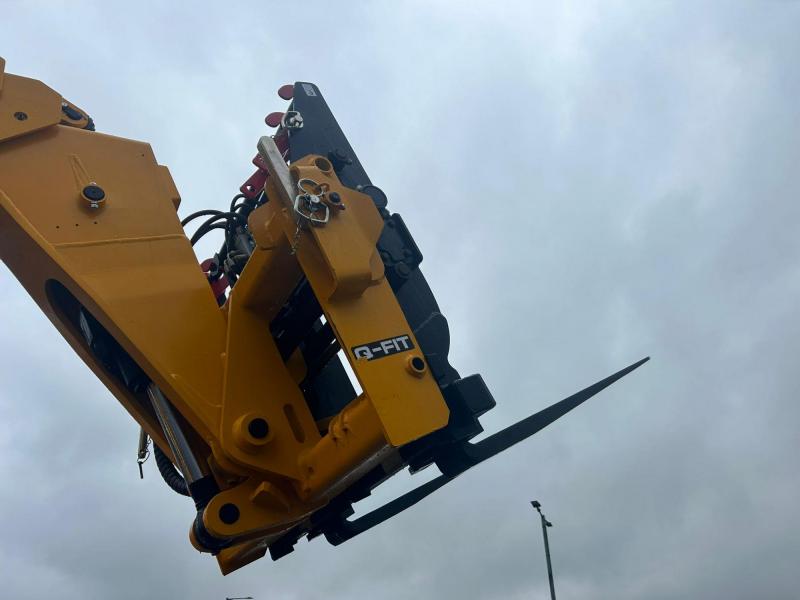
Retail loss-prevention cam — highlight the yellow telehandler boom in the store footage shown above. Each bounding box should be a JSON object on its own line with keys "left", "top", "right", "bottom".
{"left": 0, "top": 58, "right": 648, "bottom": 574}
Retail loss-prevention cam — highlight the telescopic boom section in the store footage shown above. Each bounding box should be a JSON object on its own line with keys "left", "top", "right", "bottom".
{"left": 0, "top": 57, "right": 648, "bottom": 574}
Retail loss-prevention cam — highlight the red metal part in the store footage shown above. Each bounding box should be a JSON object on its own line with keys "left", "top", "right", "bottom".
{"left": 265, "top": 112, "right": 284, "bottom": 128}
{"left": 277, "top": 84, "right": 294, "bottom": 100}
{"left": 239, "top": 169, "right": 268, "bottom": 199}
{"left": 274, "top": 132, "right": 289, "bottom": 155}
{"left": 252, "top": 154, "right": 268, "bottom": 171}
{"left": 200, "top": 258, "right": 229, "bottom": 299}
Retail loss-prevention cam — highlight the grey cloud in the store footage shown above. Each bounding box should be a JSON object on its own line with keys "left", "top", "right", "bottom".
{"left": 1, "top": 1, "right": 798, "bottom": 598}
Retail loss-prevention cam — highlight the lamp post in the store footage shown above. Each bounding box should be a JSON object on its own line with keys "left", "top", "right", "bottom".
{"left": 531, "top": 500, "right": 556, "bottom": 600}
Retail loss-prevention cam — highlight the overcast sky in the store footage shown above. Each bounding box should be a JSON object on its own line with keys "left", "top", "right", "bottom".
{"left": 2, "top": 1, "right": 799, "bottom": 598}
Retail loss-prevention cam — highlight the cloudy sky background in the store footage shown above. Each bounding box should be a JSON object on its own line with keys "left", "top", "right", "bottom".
{"left": 1, "top": 1, "right": 799, "bottom": 598}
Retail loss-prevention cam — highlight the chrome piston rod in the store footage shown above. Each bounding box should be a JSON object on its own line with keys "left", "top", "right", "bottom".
{"left": 147, "top": 383, "right": 204, "bottom": 485}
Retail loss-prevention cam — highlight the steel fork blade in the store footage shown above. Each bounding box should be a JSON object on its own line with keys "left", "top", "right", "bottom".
{"left": 325, "top": 357, "right": 650, "bottom": 544}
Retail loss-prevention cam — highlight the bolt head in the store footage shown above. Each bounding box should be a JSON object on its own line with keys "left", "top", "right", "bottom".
{"left": 82, "top": 185, "right": 105, "bottom": 202}
{"left": 395, "top": 263, "right": 411, "bottom": 278}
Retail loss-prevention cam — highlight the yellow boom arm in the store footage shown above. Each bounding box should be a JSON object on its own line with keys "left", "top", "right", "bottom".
{"left": 0, "top": 58, "right": 648, "bottom": 574}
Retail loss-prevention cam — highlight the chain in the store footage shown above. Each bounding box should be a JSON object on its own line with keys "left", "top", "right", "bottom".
{"left": 290, "top": 219, "right": 303, "bottom": 255}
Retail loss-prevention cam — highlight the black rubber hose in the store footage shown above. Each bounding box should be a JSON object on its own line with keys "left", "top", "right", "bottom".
{"left": 191, "top": 222, "right": 230, "bottom": 246}
{"left": 189, "top": 212, "right": 247, "bottom": 245}
{"left": 153, "top": 444, "right": 190, "bottom": 497}
{"left": 230, "top": 192, "right": 246, "bottom": 212}
{"left": 181, "top": 209, "right": 224, "bottom": 227}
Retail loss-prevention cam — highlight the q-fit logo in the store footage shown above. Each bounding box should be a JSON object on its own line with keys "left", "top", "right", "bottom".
{"left": 352, "top": 334, "right": 415, "bottom": 361}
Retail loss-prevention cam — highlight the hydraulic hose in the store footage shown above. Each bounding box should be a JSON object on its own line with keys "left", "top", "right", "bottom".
{"left": 153, "top": 444, "right": 190, "bottom": 497}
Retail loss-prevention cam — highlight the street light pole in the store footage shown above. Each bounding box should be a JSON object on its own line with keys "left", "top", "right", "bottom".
{"left": 531, "top": 500, "right": 556, "bottom": 600}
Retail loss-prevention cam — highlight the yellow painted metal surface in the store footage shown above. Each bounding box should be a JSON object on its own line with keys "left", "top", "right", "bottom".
{"left": 254, "top": 140, "right": 450, "bottom": 447}
{"left": 0, "top": 69, "right": 61, "bottom": 142}
{"left": 0, "top": 59, "right": 450, "bottom": 574}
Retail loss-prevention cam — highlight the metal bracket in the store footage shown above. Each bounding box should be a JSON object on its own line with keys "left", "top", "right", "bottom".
{"left": 281, "top": 110, "right": 303, "bottom": 130}
{"left": 293, "top": 178, "right": 330, "bottom": 226}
